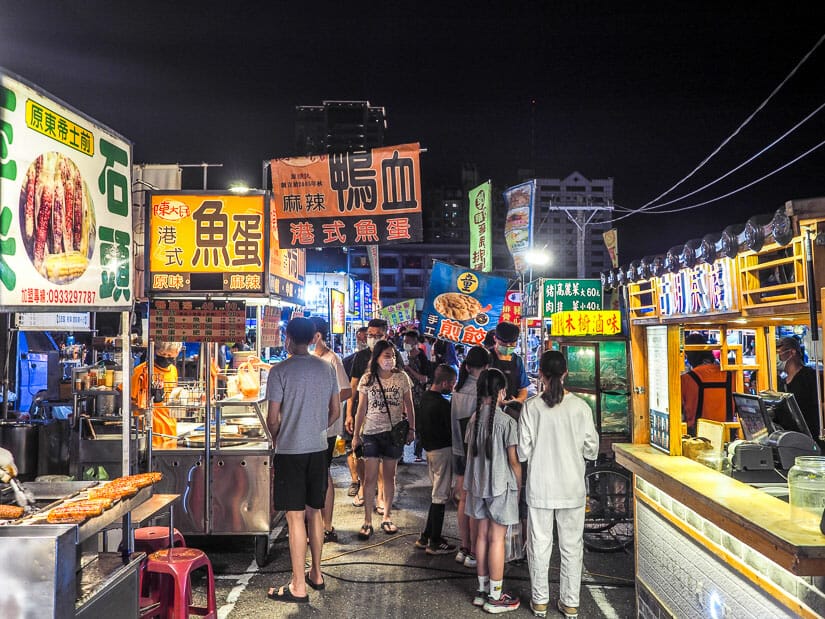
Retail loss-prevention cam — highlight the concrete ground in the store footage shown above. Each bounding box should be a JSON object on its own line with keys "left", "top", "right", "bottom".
{"left": 183, "top": 445, "right": 637, "bottom": 618}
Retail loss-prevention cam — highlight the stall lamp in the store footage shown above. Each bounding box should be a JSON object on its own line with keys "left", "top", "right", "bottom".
{"left": 525, "top": 249, "right": 551, "bottom": 266}
{"left": 228, "top": 183, "right": 251, "bottom": 194}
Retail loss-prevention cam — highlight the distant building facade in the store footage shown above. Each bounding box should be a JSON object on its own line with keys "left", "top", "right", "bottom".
{"left": 294, "top": 100, "right": 386, "bottom": 155}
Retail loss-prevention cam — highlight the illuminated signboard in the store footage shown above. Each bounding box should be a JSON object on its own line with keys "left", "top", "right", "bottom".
{"left": 657, "top": 259, "right": 735, "bottom": 317}
{"left": 329, "top": 289, "right": 346, "bottom": 334}
{"left": 549, "top": 310, "right": 621, "bottom": 336}
{"left": 543, "top": 279, "right": 602, "bottom": 316}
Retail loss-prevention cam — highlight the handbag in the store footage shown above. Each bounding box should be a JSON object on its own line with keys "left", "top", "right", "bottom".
{"left": 376, "top": 375, "right": 410, "bottom": 447}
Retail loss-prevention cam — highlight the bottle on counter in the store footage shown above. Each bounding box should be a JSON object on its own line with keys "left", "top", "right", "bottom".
{"left": 788, "top": 455, "right": 825, "bottom": 531}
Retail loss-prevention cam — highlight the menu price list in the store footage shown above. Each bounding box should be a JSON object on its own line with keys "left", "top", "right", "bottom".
{"left": 149, "top": 299, "right": 246, "bottom": 343}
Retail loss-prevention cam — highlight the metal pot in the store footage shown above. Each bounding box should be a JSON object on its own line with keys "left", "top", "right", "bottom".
{"left": 0, "top": 422, "right": 39, "bottom": 481}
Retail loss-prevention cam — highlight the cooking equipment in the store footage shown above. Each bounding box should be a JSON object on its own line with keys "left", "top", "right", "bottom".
{"left": 9, "top": 477, "right": 35, "bottom": 508}
{"left": 178, "top": 432, "right": 247, "bottom": 448}
{"left": 0, "top": 421, "right": 40, "bottom": 480}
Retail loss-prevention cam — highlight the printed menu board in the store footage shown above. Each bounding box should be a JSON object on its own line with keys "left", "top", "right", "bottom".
{"left": 149, "top": 299, "right": 246, "bottom": 343}
{"left": 646, "top": 325, "right": 670, "bottom": 452}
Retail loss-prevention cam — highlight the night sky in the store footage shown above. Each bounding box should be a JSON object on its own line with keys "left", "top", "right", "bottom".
{"left": 2, "top": 1, "right": 825, "bottom": 263}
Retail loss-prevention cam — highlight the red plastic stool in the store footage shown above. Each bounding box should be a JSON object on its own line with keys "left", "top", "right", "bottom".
{"left": 144, "top": 548, "right": 217, "bottom": 619}
{"left": 134, "top": 527, "right": 186, "bottom": 554}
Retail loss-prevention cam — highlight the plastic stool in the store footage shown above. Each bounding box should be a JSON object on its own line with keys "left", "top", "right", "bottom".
{"left": 145, "top": 548, "right": 217, "bottom": 619}
{"left": 134, "top": 526, "right": 186, "bottom": 554}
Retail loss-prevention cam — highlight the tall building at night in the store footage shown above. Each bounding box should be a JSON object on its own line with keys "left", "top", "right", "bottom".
{"left": 294, "top": 100, "right": 387, "bottom": 155}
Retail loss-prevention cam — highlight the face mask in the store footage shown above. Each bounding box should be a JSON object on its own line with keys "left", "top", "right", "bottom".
{"left": 403, "top": 343, "right": 414, "bottom": 352}
{"left": 777, "top": 359, "right": 787, "bottom": 372}
{"left": 367, "top": 336, "right": 379, "bottom": 350}
{"left": 154, "top": 356, "right": 174, "bottom": 369}
{"left": 379, "top": 358, "right": 395, "bottom": 371}
{"left": 497, "top": 345, "right": 516, "bottom": 356}
{"left": 308, "top": 343, "right": 316, "bottom": 353}
{"left": 356, "top": 340, "right": 368, "bottom": 351}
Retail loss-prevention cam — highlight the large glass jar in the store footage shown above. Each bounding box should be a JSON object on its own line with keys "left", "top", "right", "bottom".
{"left": 788, "top": 456, "right": 825, "bottom": 531}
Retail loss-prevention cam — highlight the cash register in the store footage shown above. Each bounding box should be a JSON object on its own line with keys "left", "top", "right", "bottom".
{"left": 728, "top": 392, "right": 820, "bottom": 483}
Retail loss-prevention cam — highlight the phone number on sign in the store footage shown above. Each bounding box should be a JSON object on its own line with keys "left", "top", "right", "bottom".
{"left": 20, "top": 288, "right": 97, "bottom": 305}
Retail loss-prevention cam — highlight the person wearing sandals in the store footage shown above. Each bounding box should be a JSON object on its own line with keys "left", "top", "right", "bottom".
{"left": 265, "top": 317, "right": 341, "bottom": 604}
{"left": 518, "top": 351, "right": 598, "bottom": 618}
{"left": 351, "top": 339, "right": 415, "bottom": 540}
{"left": 464, "top": 368, "right": 522, "bottom": 613}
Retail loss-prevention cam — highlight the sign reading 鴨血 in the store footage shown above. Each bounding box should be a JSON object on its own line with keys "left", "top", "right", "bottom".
{"left": 0, "top": 71, "right": 133, "bottom": 311}
{"left": 269, "top": 143, "right": 423, "bottom": 249}
{"left": 147, "top": 192, "right": 266, "bottom": 295}
{"left": 421, "top": 261, "right": 508, "bottom": 346}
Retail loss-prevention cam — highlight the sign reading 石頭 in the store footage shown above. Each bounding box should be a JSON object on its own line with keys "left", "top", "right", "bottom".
{"left": 421, "top": 261, "right": 508, "bottom": 345}
{"left": 657, "top": 259, "right": 735, "bottom": 317}
{"left": 549, "top": 310, "right": 621, "bottom": 336}
{"left": 469, "top": 181, "right": 492, "bottom": 272}
{"left": 543, "top": 279, "right": 602, "bottom": 316}
{"left": 269, "top": 143, "right": 423, "bottom": 249}
{"left": 0, "top": 71, "right": 133, "bottom": 311}
{"left": 380, "top": 299, "right": 416, "bottom": 328}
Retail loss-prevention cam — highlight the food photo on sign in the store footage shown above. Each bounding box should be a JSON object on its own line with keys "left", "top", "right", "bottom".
{"left": 421, "top": 261, "right": 508, "bottom": 346}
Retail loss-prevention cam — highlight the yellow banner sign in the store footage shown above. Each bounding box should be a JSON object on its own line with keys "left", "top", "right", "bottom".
{"left": 550, "top": 310, "right": 621, "bottom": 336}
{"left": 268, "top": 194, "right": 305, "bottom": 304}
{"left": 148, "top": 193, "right": 265, "bottom": 294}
{"left": 26, "top": 99, "right": 94, "bottom": 156}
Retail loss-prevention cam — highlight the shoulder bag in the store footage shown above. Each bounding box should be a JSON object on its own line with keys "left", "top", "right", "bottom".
{"left": 376, "top": 374, "right": 410, "bottom": 447}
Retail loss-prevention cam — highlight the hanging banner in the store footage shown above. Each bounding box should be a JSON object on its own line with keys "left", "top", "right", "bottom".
{"left": 500, "top": 290, "right": 522, "bottom": 325}
{"left": 380, "top": 298, "right": 416, "bottom": 328}
{"left": 549, "top": 310, "right": 621, "bottom": 336}
{"left": 542, "top": 278, "right": 602, "bottom": 316}
{"left": 268, "top": 194, "right": 305, "bottom": 305}
{"left": 603, "top": 228, "right": 619, "bottom": 268}
{"left": 503, "top": 180, "right": 536, "bottom": 274}
{"left": 469, "top": 180, "right": 492, "bottom": 272}
{"left": 329, "top": 289, "right": 346, "bottom": 334}
{"left": 421, "top": 261, "right": 508, "bottom": 345}
{"left": 147, "top": 192, "right": 265, "bottom": 295}
{"left": 0, "top": 71, "right": 133, "bottom": 311}
{"left": 523, "top": 279, "right": 541, "bottom": 318}
{"left": 367, "top": 244, "right": 380, "bottom": 312}
{"left": 269, "top": 143, "right": 423, "bottom": 249}
{"left": 259, "top": 305, "right": 281, "bottom": 348}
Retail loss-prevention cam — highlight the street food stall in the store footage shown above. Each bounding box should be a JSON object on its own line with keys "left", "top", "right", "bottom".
{"left": 608, "top": 202, "right": 825, "bottom": 617}
{"left": 144, "top": 190, "right": 306, "bottom": 565}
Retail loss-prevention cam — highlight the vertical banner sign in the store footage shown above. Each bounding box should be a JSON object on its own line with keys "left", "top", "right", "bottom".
{"left": 603, "top": 228, "right": 619, "bottom": 268}
{"left": 367, "top": 244, "right": 380, "bottom": 312}
{"left": 148, "top": 192, "right": 265, "bottom": 295}
{"left": 259, "top": 305, "right": 281, "bottom": 348}
{"left": 0, "top": 71, "right": 133, "bottom": 310}
{"left": 503, "top": 180, "right": 536, "bottom": 274}
{"left": 329, "top": 289, "right": 346, "bottom": 335}
{"left": 499, "top": 291, "right": 522, "bottom": 325}
{"left": 421, "top": 261, "right": 508, "bottom": 345}
{"left": 269, "top": 143, "right": 423, "bottom": 249}
{"left": 363, "top": 282, "right": 373, "bottom": 319}
{"left": 268, "top": 194, "right": 306, "bottom": 305}
{"left": 523, "top": 279, "right": 541, "bottom": 318}
{"left": 469, "top": 180, "right": 492, "bottom": 272}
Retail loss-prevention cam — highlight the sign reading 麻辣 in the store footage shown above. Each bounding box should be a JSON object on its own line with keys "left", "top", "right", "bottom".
{"left": 549, "top": 310, "right": 621, "bottom": 336}
{"left": 269, "top": 143, "right": 423, "bottom": 249}
{"left": 543, "top": 279, "right": 602, "bottom": 316}
{"left": 148, "top": 192, "right": 266, "bottom": 295}
{"left": 0, "top": 71, "right": 133, "bottom": 311}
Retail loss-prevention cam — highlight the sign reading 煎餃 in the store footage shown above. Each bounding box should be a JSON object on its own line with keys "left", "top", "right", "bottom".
{"left": 657, "top": 259, "right": 736, "bottom": 317}
{"left": 421, "top": 261, "right": 508, "bottom": 346}
{"left": 543, "top": 279, "right": 602, "bottom": 316}
{"left": 549, "top": 310, "right": 621, "bottom": 336}
{"left": 380, "top": 299, "right": 416, "bottom": 328}
{"left": 469, "top": 181, "right": 492, "bottom": 272}
{"left": 147, "top": 192, "right": 266, "bottom": 295}
{"left": 149, "top": 299, "right": 246, "bottom": 343}
{"left": 0, "top": 71, "right": 133, "bottom": 311}
{"left": 269, "top": 143, "right": 423, "bottom": 249}
{"left": 329, "top": 289, "right": 346, "bottom": 335}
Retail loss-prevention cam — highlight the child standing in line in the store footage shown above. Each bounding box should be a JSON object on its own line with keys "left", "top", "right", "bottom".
{"left": 463, "top": 368, "right": 522, "bottom": 614}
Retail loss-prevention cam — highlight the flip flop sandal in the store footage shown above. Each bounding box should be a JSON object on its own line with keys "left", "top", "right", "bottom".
{"left": 380, "top": 521, "right": 399, "bottom": 535}
{"left": 352, "top": 496, "right": 365, "bottom": 507}
{"left": 357, "top": 523, "right": 374, "bottom": 540}
{"left": 267, "top": 584, "right": 309, "bottom": 603}
{"left": 347, "top": 482, "right": 360, "bottom": 496}
{"left": 305, "top": 571, "right": 325, "bottom": 591}
{"left": 374, "top": 505, "right": 385, "bottom": 515}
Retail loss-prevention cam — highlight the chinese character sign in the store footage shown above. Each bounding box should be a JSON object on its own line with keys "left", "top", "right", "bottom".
{"left": 523, "top": 279, "right": 541, "bottom": 318}
{"left": 381, "top": 299, "right": 416, "bottom": 328}
{"left": 657, "top": 259, "right": 736, "bottom": 318}
{"left": 0, "top": 72, "right": 133, "bottom": 310}
{"left": 148, "top": 193, "right": 265, "bottom": 294}
{"left": 268, "top": 194, "right": 305, "bottom": 305}
{"left": 469, "top": 180, "right": 492, "bottom": 272}
{"left": 500, "top": 291, "right": 522, "bottom": 325}
{"left": 329, "top": 289, "right": 346, "bottom": 335}
{"left": 421, "top": 261, "right": 508, "bottom": 346}
{"left": 269, "top": 143, "right": 423, "bottom": 249}
{"left": 503, "top": 180, "right": 535, "bottom": 274}
{"left": 542, "top": 279, "right": 602, "bottom": 316}
{"left": 550, "top": 311, "right": 621, "bottom": 336}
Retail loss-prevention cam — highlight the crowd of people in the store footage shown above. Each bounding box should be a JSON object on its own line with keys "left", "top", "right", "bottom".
{"left": 264, "top": 316, "right": 599, "bottom": 617}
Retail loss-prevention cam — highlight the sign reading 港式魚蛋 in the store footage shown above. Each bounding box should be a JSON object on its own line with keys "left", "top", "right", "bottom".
{"left": 149, "top": 299, "right": 246, "bottom": 343}
{"left": 0, "top": 71, "right": 133, "bottom": 311}
{"left": 269, "top": 143, "right": 423, "bottom": 249}
{"left": 549, "top": 310, "right": 621, "bottom": 336}
{"left": 148, "top": 192, "right": 266, "bottom": 295}
{"left": 469, "top": 181, "right": 492, "bottom": 272}
{"left": 542, "top": 279, "right": 602, "bottom": 316}
{"left": 380, "top": 299, "right": 416, "bottom": 328}
{"left": 421, "top": 261, "right": 508, "bottom": 346}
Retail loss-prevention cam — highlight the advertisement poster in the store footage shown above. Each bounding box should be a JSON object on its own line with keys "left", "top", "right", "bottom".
{"left": 259, "top": 305, "right": 281, "bottom": 348}
{"left": 469, "top": 180, "right": 492, "bottom": 272}
{"left": 603, "top": 228, "right": 619, "bottom": 268}
{"left": 549, "top": 310, "right": 621, "bottom": 336}
{"left": 367, "top": 244, "right": 380, "bottom": 311}
{"left": 381, "top": 298, "right": 416, "bottom": 328}
{"left": 646, "top": 325, "right": 670, "bottom": 453}
{"left": 0, "top": 71, "right": 133, "bottom": 310}
{"left": 421, "top": 261, "right": 508, "bottom": 345}
{"left": 499, "top": 290, "right": 522, "bottom": 325}
{"left": 147, "top": 192, "right": 265, "bottom": 295}
{"left": 523, "top": 279, "right": 541, "bottom": 318}
{"left": 269, "top": 194, "right": 305, "bottom": 305}
{"left": 269, "top": 143, "right": 423, "bottom": 249}
{"left": 543, "top": 279, "right": 602, "bottom": 316}
{"left": 329, "top": 289, "right": 346, "bottom": 334}
{"left": 503, "top": 180, "right": 535, "bottom": 274}
{"left": 149, "top": 299, "right": 246, "bottom": 343}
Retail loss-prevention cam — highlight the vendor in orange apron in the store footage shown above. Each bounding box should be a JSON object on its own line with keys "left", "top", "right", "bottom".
{"left": 131, "top": 341, "right": 182, "bottom": 447}
{"left": 681, "top": 333, "right": 733, "bottom": 435}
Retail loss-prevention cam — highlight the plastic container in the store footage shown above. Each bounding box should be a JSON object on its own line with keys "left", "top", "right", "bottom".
{"left": 788, "top": 455, "right": 825, "bottom": 531}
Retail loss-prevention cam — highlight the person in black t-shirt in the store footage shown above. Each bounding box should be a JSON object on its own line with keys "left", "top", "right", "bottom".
{"left": 489, "top": 322, "right": 529, "bottom": 403}
{"left": 778, "top": 336, "right": 823, "bottom": 447}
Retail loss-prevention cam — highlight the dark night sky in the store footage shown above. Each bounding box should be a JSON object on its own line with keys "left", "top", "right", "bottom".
{"left": 2, "top": 1, "right": 825, "bottom": 263}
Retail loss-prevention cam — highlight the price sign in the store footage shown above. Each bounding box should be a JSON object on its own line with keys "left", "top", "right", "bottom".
{"left": 149, "top": 299, "right": 246, "bottom": 343}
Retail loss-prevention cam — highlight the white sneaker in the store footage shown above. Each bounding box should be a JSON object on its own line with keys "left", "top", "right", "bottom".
{"left": 455, "top": 547, "right": 469, "bottom": 563}
{"left": 472, "top": 590, "right": 487, "bottom": 607}
{"left": 463, "top": 552, "right": 477, "bottom": 568}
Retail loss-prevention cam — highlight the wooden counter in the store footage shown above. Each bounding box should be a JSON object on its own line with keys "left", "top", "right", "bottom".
{"left": 614, "top": 443, "right": 825, "bottom": 576}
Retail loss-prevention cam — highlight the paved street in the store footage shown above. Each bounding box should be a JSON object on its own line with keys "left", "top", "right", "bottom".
{"left": 185, "top": 446, "right": 637, "bottom": 618}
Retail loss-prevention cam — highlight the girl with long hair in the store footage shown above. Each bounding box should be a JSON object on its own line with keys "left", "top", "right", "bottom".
{"left": 351, "top": 340, "right": 414, "bottom": 540}
{"left": 518, "top": 350, "right": 598, "bottom": 619}
{"left": 463, "top": 368, "right": 521, "bottom": 613}
{"left": 450, "top": 345, "right": 491, "bottom": 567}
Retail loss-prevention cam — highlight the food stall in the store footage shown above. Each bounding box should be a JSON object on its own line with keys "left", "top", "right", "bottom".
{"left": 144, "top": 190, "right": 306, "bottom": 566}
{"left": 0, "top": 69, "right": 154, "bottom": 616}
{"left": 608, "top": 203, "right": 825, "bottom": 617}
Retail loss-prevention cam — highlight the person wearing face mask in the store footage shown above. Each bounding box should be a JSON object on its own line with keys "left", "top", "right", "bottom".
{"left": 777, "top": 336, "right": 822, "bottom": 445}
{"left": 490, "top": 322, "right": 529, "bottom": 404}
{"left": 414, "top": 364, "right": 458, "bottom": 555}
{"left": 402, "top": 330, "right": 432, "bottom": 462}
{"left": 341, "top": 327, "right": 368, "bottom": 498}
{"left": 680, "top": 332, "right": 733, "bottom": 435}
{"left": 131, "top": 341, "right": 182, "bottom": 447}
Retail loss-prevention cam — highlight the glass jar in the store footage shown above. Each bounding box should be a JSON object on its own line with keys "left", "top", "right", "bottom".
{"left": 788, "top": 456, "right": 825, "bottom": 531}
